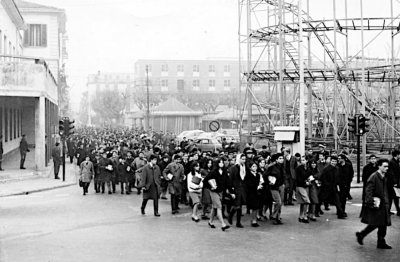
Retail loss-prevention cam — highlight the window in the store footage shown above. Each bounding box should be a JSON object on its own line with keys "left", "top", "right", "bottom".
{"left": 161, "top": 80, "right": 168, "bottom": 91}
{"left": 177, "top": 65, "right": 184, "bottom": 72}
{"left": 161, "top": 64, "right": 168, "bottom": 72}
{"left": 224, "top": 80, "right": 231, "bottom": 91}
{"left": 209, "top": 80, "right": 216, "bottom": 91}
{"left": 24, "top": 24, "right": 47, "bottom": 47}
{"left": 177, "top": 80, "right": 185, "bottom": 92}
{"left": 224, "top": 65, "right": 231, "bottom": 73}
{"left": 193, "top": 65, "right": 200, "bottom": 72}
{"left": 209, "top": 65, "right": 215, "bottom": 73}
{"left": 192, "top": 79, "right": 200, "bottom": 91}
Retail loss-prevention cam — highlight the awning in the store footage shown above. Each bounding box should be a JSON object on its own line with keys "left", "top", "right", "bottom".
{"left": 274, "top": 131, "right": 295, "bottom": 141}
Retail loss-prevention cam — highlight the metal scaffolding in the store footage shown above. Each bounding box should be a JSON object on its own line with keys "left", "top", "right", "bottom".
{"left": 239, "top": 0, "right": 400, "bottom": 154}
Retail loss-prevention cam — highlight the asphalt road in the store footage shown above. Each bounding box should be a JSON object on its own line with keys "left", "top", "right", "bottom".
{"left": 1, "top": 185, "right": 399, "bottom": 262}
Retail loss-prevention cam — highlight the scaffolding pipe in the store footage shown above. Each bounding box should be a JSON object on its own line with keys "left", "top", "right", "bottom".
{"left": 333, "top": 0, "right": 338, "bottom": 150}
{"left": 247, "top": 0, "right": 253, "bottom": 138}
{"left": 299, "top": 0, "right": 305, "bottom": 154}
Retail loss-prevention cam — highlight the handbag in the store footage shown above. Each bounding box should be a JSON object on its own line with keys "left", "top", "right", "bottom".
{"left": 79, "top": 178, "right": 83, "bottom": 187}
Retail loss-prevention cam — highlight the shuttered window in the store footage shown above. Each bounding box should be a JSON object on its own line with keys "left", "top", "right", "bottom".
{"left": 24, "top": 24, "right": 47, "bottom": 47}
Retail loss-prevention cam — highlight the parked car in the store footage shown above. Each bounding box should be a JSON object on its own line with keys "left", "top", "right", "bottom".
{"left": 176, "top": 130, "right": 205, "bottom": 143}
{"left": 194, "top": 138, "right": 222, "bottom": 153}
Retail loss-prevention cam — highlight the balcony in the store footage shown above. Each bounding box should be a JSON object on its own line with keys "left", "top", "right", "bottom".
{"left": 0, "top": 56, "right": 58, "bottom": 102}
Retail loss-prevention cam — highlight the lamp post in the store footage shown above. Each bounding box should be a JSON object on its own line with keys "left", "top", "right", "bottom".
{"left": 145, "top": 65, "right": 150, "bottom": 132}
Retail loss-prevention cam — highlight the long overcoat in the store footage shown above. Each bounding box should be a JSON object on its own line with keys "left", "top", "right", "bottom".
{"left": 142, "top": 164, "right": 161, "bottom": 200}
{"left": 228, "top": 164, "right": 247, "bottom": 206}
{"left": 163, "top": 162, "right": 184, "bottom": 195}
{"left": 361, "top": 171, "right": 391, "bottom": 226}
{"left": 80, "top": 160, "right": 95, "bottom": 183}
{"left": 319, "top": 165, "right": 338, "bottom": 205}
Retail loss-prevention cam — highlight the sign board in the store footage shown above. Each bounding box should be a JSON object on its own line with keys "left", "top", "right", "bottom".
{"left": 209, "top": 121, "right": 220, "bottom": 132}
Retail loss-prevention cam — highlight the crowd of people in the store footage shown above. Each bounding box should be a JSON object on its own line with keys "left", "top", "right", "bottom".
{"left": 58, "top": 127, "right": 399, "bottom": 246}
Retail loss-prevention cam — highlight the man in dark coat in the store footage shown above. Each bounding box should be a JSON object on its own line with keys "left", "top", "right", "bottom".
{"left": 19, "top": 134, "right": 29, "bottom": 169}
{"left": 337, "top": 154, "right": 353, "bottom": 216}
{"left": 67, "top": 138, "right": 75, "bottom": 164}
{"left": 266, "top": 153, "right": 285, "bottom": 225}
{"left": 75, "top": 144, "right": 86, "bottom": 167}
{"left": 387, "top": 150, "right": 400, "bottom": 216}
{"left": 227, "top": 153, "right": 248, "bottom": 228}
{"left": 163, "top": 155, "right": 185, "bottom": 214}
{"left": 0, "top": 134, "right": 4, "bottom": 171}
{"left": 362, "top": 155, "right": 378, "bottom": 202}
{"left": 283, "top": 148, "right": 297, "bottom": 205}
{"left": 141, "top": 154, "right": 161, "bottom": 217}
{"left": 319, "top": 156, "right": 345, "bottom": 219}
{"left": 356, "top": 159, "right": 392, "bottom": 249}
{"left": 51, "top": 142, "right": 62, "bottom": 179}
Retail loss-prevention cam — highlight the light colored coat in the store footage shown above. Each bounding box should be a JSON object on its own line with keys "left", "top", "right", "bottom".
{"left": 80, "top": 160, "right": 95, "bottom": 183}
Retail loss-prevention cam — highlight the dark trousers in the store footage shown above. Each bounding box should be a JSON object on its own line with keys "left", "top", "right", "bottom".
{"left": 360, "top": 225, "right": 387, "bottom": 243}
{"left": 228, "top": 206, "right": 242, "bottom": 225}
{"left": 180, "top": 181, "right": 188, "bottom": 204}
{"left": 333, "top": 191, "right": 344, "bottom": 217}
{"left": 83, "top": 182, "right": 90, "bottom": 194}
{"left": 53, "top": 160, "right": 60, "bottom": 178}
{"left": 20, "top": 151, "right": 27, "bottom": 168}
{"left": 170, "top": 194, "right": 179, "bottom": 211}
{"left": 284, "top": 177, "right": 294, "bottom": 204}
{"left": 111, "top": 182, "right": 116, "bottom": 193}
{"left": 339, "top": 187, "right": 348, "bottom": 213}
{"left": 141, "top": 198, "right": 159, "bottom": 214}
{"left": 69, "top": 156, "right": 73, "bottom": 164}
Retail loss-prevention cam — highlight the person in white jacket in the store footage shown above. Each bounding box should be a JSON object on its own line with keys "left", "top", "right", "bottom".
{"left": 187, "top": 161, "right": 203, "bottom": 222}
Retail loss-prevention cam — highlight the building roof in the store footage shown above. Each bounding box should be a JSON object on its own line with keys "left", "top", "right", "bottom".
{"left": 152, "top": 98, "right": 203, "bottom": 116}
{"left": 1, "top": 0, "right": 25, "bottom": 29}
{"left": 16, "top": 0, "right": 63, "bottom": 12}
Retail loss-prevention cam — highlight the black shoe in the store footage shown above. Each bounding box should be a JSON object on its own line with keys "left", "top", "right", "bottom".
{"left": 121, "top": 192, "right": 124, "bottom": 194}
{"left": 221, "top": 225, "right": 230, "bottom": 231}
{"left": 161, "top": 196, "right": 167, "bottom": 200}
{"left": 319, "top": 210, "right": 324, "bottom": 215}
{"left": 55, "top": 177, "right": 60, "bottom": 179}
{"left": 201, "top": 215, "right": 209, "bottom": 220}
{"left": 208, "top": 222, "right": 216, "bottom": 228}
{"left": 377, "top": 243, "right": 392, "bottom": 249}
{"left": 348, "top": 195, "right": 353, "bottom": 200}
{"left": 251, "top": 222, "right": 260, "bottom": 227}
{"left": 236, "top": 223, "right": 244, "bottom": 228}
{"left": 191, "top": 217, "right": 200, "bottom": 222}
{"left": 154, "top": 213, "right": 161, "bottom": 217}
{"left": 355, "top": 232, "right": 364, "bottom": 245}
{"left": 324, "top": 207, "right": 330, "bottom": 211}
{"left": 108, "top": 191, "right": 112, "bottom": 194}
{"left": 337, "top": 215, "right": 346, "bottom": 219}
{"left": 20, "top": 167, "right": 26, "bottom": 170}
{"left": 172, "top": 210, "right": 179, "bottom": 215}
{"left": 0, "top": 169, "right": 4, "bottom": 171}
{"left": 126, "top": 192, "right": 130, "bottom": 195}
{"left": 228, "top": 216, "right": 233, "bottom": 225}
{"left": 343, "top": 212, "right": 348, "bottom": 217}
{"left": 309, "top": 217, "right": 317, "bottom": 222}
{"left": 273, "top": 219, "right": 283, "bottom": 225}
{"left": 141, "top": 208, "right": 145, "bottom": 215}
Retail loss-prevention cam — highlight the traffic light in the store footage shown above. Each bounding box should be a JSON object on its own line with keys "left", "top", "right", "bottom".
{"left": 59, "top": 120, "right": 65, "bottom": 137}
{"left": 358, "top": 115, "right": 370, "bottom": 135}
{"left": 348, "top": 115, "right": 358, "bottom": 134}
{"left": 68, "top": 119, "right": 75, "bottom": 136}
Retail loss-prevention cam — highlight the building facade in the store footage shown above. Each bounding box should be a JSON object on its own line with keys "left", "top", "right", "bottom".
{"left": 86, "top": 71, "right": 135, "bottom": 126}
{"left": 1, "top": 0, "right": 59, "bottom": 171}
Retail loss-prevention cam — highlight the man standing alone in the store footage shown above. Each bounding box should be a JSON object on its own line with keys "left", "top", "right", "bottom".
{"left": 19, "top": 134, "right": 29, "bottom": 169}
{"left": 141, "top": 155, "right": 161, "bottom": 217}
{"left": 356, "top": 159, "right": 392, "bottom": 249}
{"left": 0, "top": 134, "right": 4, "bottom": 171}
{"left": 52, "top": 142, "right": 62, "bottom": 179}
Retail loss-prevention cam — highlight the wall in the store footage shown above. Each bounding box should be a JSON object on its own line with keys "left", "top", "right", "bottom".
{"left": 0, "top": 3, "right": 23, "bottom": 57}
{"left": 20, "top": 13, "right": 60, "bottom": 78}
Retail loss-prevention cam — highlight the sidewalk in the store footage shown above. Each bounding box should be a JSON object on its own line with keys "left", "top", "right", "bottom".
{"left": 0, "top": 150, "right": 78, "bottom": 197}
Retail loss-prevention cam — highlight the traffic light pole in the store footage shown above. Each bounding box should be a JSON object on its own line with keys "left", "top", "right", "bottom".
{"left": 356, "top": 134, "right": 361, "bottom": 183}
{"left": 62, "top": 137, "right": 66, "bottom": 182}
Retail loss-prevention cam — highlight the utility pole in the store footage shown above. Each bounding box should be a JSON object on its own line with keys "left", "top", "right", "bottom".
{"left": 145, "top": 65, "right": 150, "bottom": 132}
{"left": 246, "top": 0, "right": 252, "bottom": 140}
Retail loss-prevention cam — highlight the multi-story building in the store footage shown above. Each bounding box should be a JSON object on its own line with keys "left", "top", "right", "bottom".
{"left": 133, "top": 59, "right": 240, "bottom": 94}
{"left": 16, "top": 0, "right": 68, "bottom": 115}
{"left": 1, "top": 0, "right": 59, "bottom": 170}
{"left": 86, "top": 71, "right": 135, "bottom": 126}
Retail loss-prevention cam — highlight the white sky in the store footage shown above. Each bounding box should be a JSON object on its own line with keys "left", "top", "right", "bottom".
{"left": 23, "top": 0, "right": 400, "bottom": 110}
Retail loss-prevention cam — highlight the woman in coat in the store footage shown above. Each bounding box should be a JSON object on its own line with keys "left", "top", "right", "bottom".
{"left": 200, "top": 158, "right": 213, "bottom": 219}
{"left": 307, "top": 160, "right": 320, "bottom": 219}
{"left": 245, "top": 161, "right": 264, "bottom": 227}
{"left": 203, "top": 158, "right": 230, "bottom": 231}
{"left": 98, "top": 151, "right": 114, "bottom": 194}
{"left": 79, "top": 155, "right": 95, "bottom": 195}
{"left": 295, "top": 156, "right": 311, "bottom": 223}
{"left": 187, "top": 161, "right": 203, "bottom": 222}
{"left": 357, "top": 159, "right": 392, "bottom": 249}
{"left": 140, "top": 154, "right": 161, "bottom": 217}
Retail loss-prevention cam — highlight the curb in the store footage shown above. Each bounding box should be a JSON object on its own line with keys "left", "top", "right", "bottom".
{"left": 0, "top": 181, "right": 76, "bottom": 198}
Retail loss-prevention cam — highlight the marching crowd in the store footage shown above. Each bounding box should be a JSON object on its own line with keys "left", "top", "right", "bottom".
{"left": 58, "top": 127, "right": 399, "bottom": 248}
